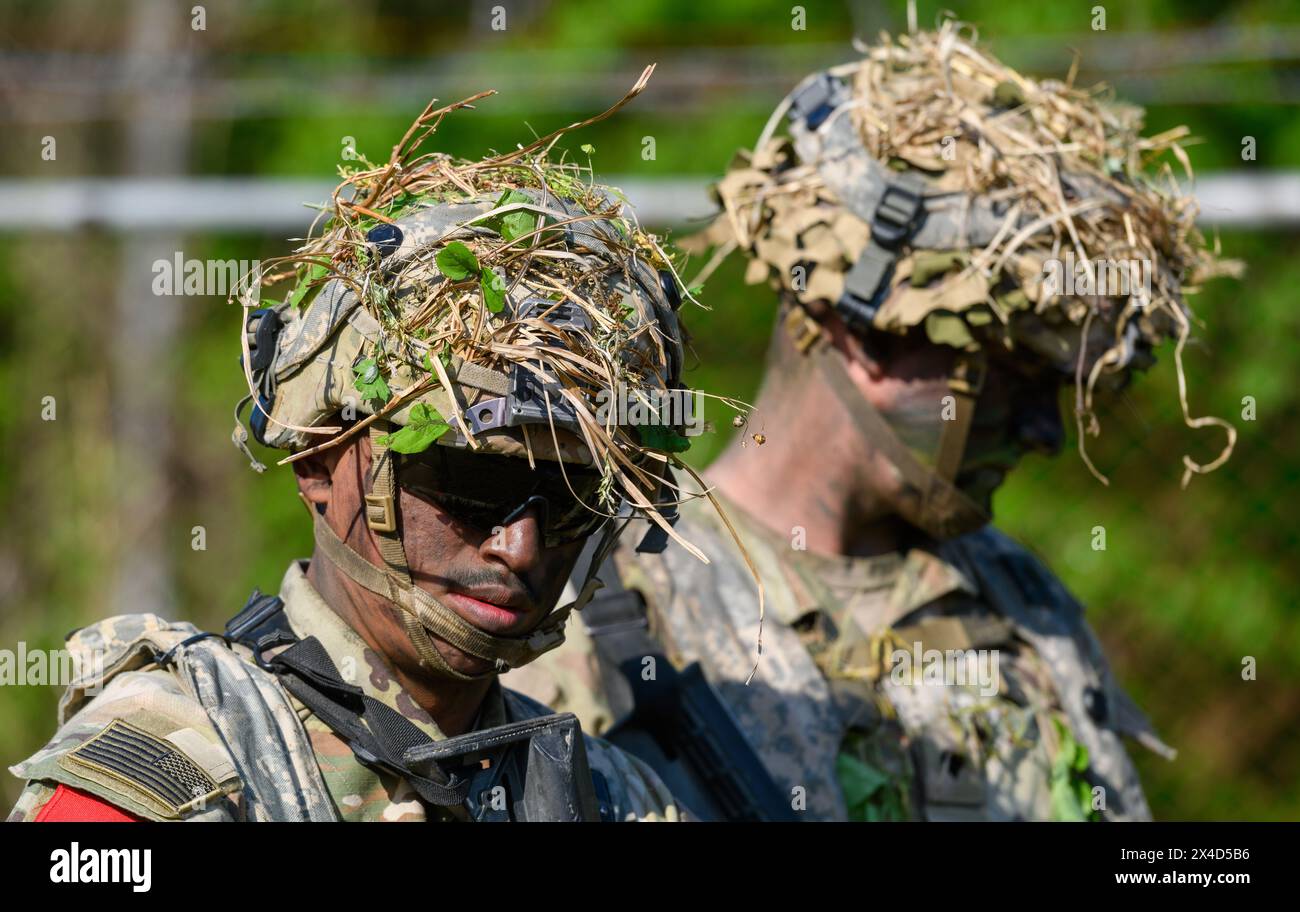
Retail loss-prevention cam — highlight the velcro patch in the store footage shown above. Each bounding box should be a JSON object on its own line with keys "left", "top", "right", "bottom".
{"left": 35, "top": 784, "right": 142, "bottom": 822}
{"left": 59, "top": 719, "right": 222, "bottom": 816}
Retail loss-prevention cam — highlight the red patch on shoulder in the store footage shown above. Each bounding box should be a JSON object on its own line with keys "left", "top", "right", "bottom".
{"left": 34, "top": 784, "right": 141, "bottom": 822}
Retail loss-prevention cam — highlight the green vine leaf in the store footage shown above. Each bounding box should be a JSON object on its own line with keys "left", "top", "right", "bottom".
{"left": 1049, "top": 717, "right": 1098, "bottom": 822}
{"left": 492, "top": 189, "right": 538, "bottom": 243}
{"left": 352, "top": 357, "right": 391, "bottom": 404}
{"left": 481, "top": 268, "right": 507, "bottom": 313}
{"left": 377, "top": 402, "right": 449, "bottom": 454}
{"left": 288, "top": 261, "right": 330, "bottom": 309}
{"left": 420, "top": 345, "right": 454, "bottom": 375}
{"left": 639, "top": 424, "right": 692, "bottom": 453}
{"left": 835, "top": 736, "right": 909, "bottom": 822}
{"left": 436, "top": 241, "right": 480, "bottom": 281}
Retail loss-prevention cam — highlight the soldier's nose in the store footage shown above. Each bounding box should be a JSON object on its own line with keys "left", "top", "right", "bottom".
{"left": 480, "top": 501, "right": 545, "bottom": 575}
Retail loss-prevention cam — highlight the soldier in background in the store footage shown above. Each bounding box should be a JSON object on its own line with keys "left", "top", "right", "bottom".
{"left": 511, "top": 24, "right": 1238, "bottom": 821}
{"left": 8, "top": 94, "right": 693, "bottom": 822}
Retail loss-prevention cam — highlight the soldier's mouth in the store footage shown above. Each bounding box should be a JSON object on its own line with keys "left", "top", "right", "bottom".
{"left": 443, "top": 591, "right": 533, "bottom": 634}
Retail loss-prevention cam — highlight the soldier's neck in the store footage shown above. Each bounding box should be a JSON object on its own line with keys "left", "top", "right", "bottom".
{"left": 305, "top": 554, "right": 492, "bottom": 737}
{"left": 708, "top": 367, "right": 908, "bottom": 559}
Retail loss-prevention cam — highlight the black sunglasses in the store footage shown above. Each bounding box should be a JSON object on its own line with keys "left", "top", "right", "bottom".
{"left": 395, "top": 445, "right": 609, "bottom": 548}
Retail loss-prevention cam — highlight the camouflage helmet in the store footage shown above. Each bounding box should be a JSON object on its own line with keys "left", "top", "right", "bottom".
{"left": 233, "top": 86, "right": 694, "bottom": 679}
{"left": 241, "top": 186, "right": 685, "bottom": 472}
{"left": 703, "top": 23, "right": 1236, "bottom": 533}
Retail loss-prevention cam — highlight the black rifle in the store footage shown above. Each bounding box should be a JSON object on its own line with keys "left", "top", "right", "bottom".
{"left": 584, "top": 586, "right": 798, "bottom": 822}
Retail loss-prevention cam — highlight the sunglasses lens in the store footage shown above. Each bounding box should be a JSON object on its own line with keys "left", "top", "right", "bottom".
{"left": 397, "top": 446, "right": 606, "bottom": 545}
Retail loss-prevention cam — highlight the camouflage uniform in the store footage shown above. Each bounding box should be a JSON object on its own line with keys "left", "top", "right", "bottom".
{"left": 514, "top": 491, "right": 1170, "bottom": 821}
{"left": 9, "top": 561, "right": 681, "bottom": 822}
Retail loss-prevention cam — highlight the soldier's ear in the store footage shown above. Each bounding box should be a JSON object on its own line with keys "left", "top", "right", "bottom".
{"left": 293, "top": 429, "right": 371, "bottom": 513}
{"left": 820, "top": 310, "right": 888, "bottom": 382}
{"left": 292, "top": 434, "right": 352, "bottom": 508}
{"left": 292, "top": 451, "right": 333, "bottom": 509}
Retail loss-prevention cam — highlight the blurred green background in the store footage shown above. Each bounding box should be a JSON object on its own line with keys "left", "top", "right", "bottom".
{"left": 1, "top": 0, "right": 1296, "bottom": 819}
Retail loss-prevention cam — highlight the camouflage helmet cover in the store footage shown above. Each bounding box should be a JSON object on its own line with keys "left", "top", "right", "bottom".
{"left": 250, "top": 189, "right": 683, "bottom": 468}
{"left": 236, "top": 89, "right": 692, "bottom": 522}
{"left": 708, "top": 22, "right": 1237, "bottom": 486}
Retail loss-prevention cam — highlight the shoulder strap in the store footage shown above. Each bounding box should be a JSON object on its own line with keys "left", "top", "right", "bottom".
{"left": 224, "top": 589, "right": 472, "bottom": 809}
{"left": 267, "top": 636, "right": 472, "bottom": 809}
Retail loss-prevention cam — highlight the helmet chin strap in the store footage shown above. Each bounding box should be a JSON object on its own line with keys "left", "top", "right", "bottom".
{"left": 308, "top": 426, "right": 592, "bottom": 682}
{"left": 803, "top": 324, "right": 990, "bottom": 540}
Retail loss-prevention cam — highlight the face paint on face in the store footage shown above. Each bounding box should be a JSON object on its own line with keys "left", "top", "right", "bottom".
{"left": 874, "top": 352, "right": 1065, "bottom": 514}
{"left": 386, "top": 460, "right": 589, "bottom": 677}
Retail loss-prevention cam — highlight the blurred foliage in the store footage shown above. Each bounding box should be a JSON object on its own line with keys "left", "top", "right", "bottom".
{"left": 1, "top": 0, "right": 1297, "bottom": 819}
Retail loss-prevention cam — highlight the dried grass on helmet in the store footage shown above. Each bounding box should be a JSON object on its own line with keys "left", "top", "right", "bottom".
{"left": 235, "top": 66, "right": 711, "bottom": 559}
{"left": 709, "top": 20, "right": 1240, "bottom": 488}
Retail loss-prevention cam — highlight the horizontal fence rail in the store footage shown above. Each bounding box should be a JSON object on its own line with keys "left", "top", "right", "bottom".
{"left": 2, "top": 172, "right": 1298, "bottom": 231}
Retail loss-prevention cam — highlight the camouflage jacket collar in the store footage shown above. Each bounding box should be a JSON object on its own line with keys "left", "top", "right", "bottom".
{"left": 701, "top": 494, "right": 977, "bottom": 628}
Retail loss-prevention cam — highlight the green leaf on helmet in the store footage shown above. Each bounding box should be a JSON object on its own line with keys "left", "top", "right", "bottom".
{"left": 481, "top": 268, "right": 507, "bottom": 313}
{"left": 492, "top": 189, "right": 538, "bottom": 243}
{"left": 352, "top": 357, "right": 391, "bottom": 404}
{"left": 436, "top": 241, "right": 480, "bottom": 281}
{"left": 638, "top": 424, "right": 691, "bottom": 453}
{"left": 1073, "top": 739, "right": 1090, "bottom": 772}
{"left": 420, "top": 346, "right": 454, "bottom": 375}
{"left": 995, "top": 287, "right": 1031, "bottom": 312}
{"left": 834, "top": 737, "right": 908, "bottom": 822}
{"left": 385, "top": 190, "right": 418, "bottom": 218}
{"left": 924, "top": 312, "right": 976, "bottom": 349}
{"left": 1050, "top": 772, "right": 1089, "bottom": 822}
{"left": 378, "top": 402, "right": 450, "bottom": 454}
{"left": 288, "top": 261, "right": 330, "bottom": 309}
{"left": 580, "top": 144, "right": 595, "bottom": 156}
{"left": 911, "top": 251, "right": 969, "bottom": 287}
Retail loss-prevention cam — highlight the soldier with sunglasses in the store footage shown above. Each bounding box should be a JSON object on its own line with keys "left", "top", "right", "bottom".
{"left": 8, "top": 111, "right": 693, "bottom": 822}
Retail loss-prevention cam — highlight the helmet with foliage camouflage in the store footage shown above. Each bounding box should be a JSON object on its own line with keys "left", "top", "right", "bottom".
{"left": 232, "top": 81, "right": 697, "bottom": 678}
{"left": 701, "top": 22, "right": 1237, "bottom": 536}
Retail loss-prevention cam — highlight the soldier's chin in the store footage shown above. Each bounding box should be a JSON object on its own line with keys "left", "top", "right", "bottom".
{"left": 427, "top": 634, "right": 496, "bottom": 678}
{"left": 955, "top": 467, "right": 1006, "bottom": 515}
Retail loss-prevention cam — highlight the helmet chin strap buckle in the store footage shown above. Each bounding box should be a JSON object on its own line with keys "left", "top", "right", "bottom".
{"left": 525, "top": 626, "right": 566, "bottom": 654}
{"left": 784, "top": 304, "right": 823, "bottom": 354}
{"left": 950, "top": 353, "right": 987, "bottom": 398}
{"left": 364, "top": 493, "right": 397, "bottom": 533}
{"left": 933, "top": 352, "right": 987, "bottom": 484}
